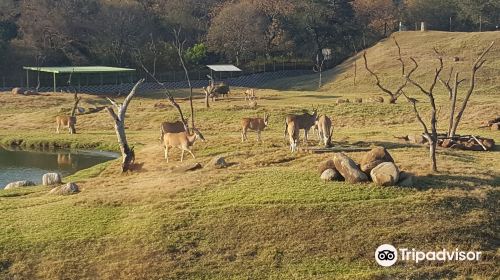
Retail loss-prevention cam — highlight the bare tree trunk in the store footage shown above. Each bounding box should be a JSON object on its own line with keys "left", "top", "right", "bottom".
{"left": 70, "top": 92, "right": 82, "bottom": 117}
{"left": 449, "top": 41, "right": 495, "bottom": 137}
{"left": 173, "top": 28, "right": 195, "bottom": 130}
{"left": 353, "top": 59, "right": 357, "bottom": 86}
{"left": 394, "top": 38, "right": 405, "bottom": 76}
{"left": 429, "top": 137, "right": 438, "bottom": 172}
{"left": 205, "top": 90, "right": 210, "bottom": 108}
{"left": 106, "top": 79, "right": 144, "bottom": 172}
{"left": 448, "top": 72, "right": 459, "bottom": 137}
{"left": 450, "top": 41, "right": 494, "bottom": 137}
{"left": 404, "top": 56, "right": 443, "bottom": 173}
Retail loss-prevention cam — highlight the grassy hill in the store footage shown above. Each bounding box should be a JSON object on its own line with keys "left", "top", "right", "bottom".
{"left": 265, "top": 31, "right": 500, "bottom": 97}
{"left": 0, "top": 31, "right": 499, "bottom": 279}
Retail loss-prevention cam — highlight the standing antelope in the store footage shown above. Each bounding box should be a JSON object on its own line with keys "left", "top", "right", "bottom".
{"left": 287, "top": 119, "right": 300, "bottom": 152}
{"left": 160, "top": 120, "right": 187, "bottom": 142}
{"left": 284, "top": 108, "right": 317, "bottom": 144}
{"left": 244, "top": 89, "right": 256, "bottom": 101}
{"left": 315, "top": 115, "right": 333, "bottom": 146}
{"left": 241, "top": 113, "right": 269, "bottom": 142}
{"left": 163, "top": 128, "right": 205, "bottom": 162}
{"left": 56, "top": 116, "right": 77, "bottom": 134}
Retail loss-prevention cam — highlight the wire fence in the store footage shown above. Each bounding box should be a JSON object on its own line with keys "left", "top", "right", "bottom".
{"left": 0, "top": 59, "right": 334, "bottom": 92}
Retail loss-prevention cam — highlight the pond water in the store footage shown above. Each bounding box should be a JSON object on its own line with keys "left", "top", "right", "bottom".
{"left": 0, "top": 146, "right": 119, "bottom": 189}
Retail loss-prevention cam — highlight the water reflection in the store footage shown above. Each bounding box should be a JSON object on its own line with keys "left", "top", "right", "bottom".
{"left": 57, "top": 153, "right": 76, "bottom": 168}
{"left": 0, "top": 146, "right": 119, "bottom": 188}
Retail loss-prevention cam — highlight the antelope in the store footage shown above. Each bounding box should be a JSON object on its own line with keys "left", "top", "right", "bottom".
{"left": 203, "top": 83, "right": 230, "bottom": 100}
{"left": 287, "top": 119, "right": 300, "bottom": 152}
{"left": 163, "top": 128, "right": 205, "bottom": 162}
{"left": 244, "top": 89, "right": 256, "bottom": 101}
{"left": 315, "top": 115, "right": 333, "bottom": 146}
{"left": 241, "top": 113, "right": 269, "bottom": 142}
{"left": 160, "top": 120, "right": 187, "bottom": 142}
{"left": 283, "top": 108, "right": 318, "bottom": 144}
{"left": 56, "top": 115, "right": 77, "bottom": 134}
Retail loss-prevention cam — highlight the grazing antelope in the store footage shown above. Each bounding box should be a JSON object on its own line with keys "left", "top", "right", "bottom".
{"left": 315, "top": 115, "right": 333, "bottom": 146}
{"left": 287, "top": 119, "right": 300, "bottom": 152}
{"left": 160, "top": 120, "right": 187, "bottom": 142}
{"left": 283, "top": 108, "right": 318, "bottom": 144}
{"left": 56, "top": 115, "right": 77, "bottom": 134}
{"left": 163, "top": 128, "right": 205, "bottom": 162}
{"left": 241, "top": 113, "right": 269, "bottom": 142}
{"left": 244, "top": 89, "right": 256, "bottom": 101}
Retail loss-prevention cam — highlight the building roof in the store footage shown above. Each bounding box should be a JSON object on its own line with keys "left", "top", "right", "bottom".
{"left": 22, "top": 66, "right": 135, "bottom": 74}
{"left": 206, "top": 65, "right": 242, "bottom": 72}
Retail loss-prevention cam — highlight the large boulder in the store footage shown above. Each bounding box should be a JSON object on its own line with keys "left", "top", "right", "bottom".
{"left": 333, "top": 153, "right": 368, "bottom": 183}
{"left": 320, "top": 168, "right": 342, "bottom": 181}
{"left": 408, "top": 134, "right": 426, "bottom": 144}
{"left": 360, "top": 147, "right": 394, "bottom": 174}
{"left": 42, "top": 173, "right": 62, "bottom": 186}
{"left": 11, "top": 87, "right": 25, "bottom": 95}
{"left": 318, "top": 159, "right": 336, "bottom": 175}
{"left": 4, "top": 180, "right": 35, "bottom": 190}
{"left": 50, "top": 182, "right": 80, "bottom": 195}
{"left": 370, "top": 162, "right": 400, "bottom": 186}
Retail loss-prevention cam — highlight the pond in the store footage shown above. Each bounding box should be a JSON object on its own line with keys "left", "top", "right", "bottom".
{"left": 0, "top": 146, "right": 119, "bottom": 189}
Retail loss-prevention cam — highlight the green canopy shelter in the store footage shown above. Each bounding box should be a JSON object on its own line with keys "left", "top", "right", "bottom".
{"left": 22, "top": 66, "right": 136, "bottom": 92}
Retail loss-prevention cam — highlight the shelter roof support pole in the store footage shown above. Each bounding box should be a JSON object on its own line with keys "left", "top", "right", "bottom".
{"left": 26, "top": 69, "right": 29, "bottom": 89}
{"left": 53, "top": 72, "right": 57, "bottom": 93}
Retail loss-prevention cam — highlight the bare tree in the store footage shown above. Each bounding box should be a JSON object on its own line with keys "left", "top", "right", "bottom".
{"left": 404, "top": 57, "right": 443, "bottom": 172}
{"left": 70, "top": 91, "right": 82, "bottom": 117}
{"left": 436, "top": 65, "right": 465, "bottom": 137}
{"left": 106, "top": 79, "right": 145, "bottom": 172}
{"left": 394, "top": 38, "right": 405, "bottom": 76}
{"left": 173, "top": 27, "right": 195, "bottom": 130}
{"left": 313, "top": 53, "right": 326, "bottom": 89}
{"left": 363, "top": 44, "right": 409, "bottom": 103}
{"left": 448, "top": 41, "right": 494, "bottom": 137}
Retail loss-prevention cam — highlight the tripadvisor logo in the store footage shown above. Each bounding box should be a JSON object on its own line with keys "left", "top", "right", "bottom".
{"left": 375, "top": 244, "right": 482, "bottom": 267}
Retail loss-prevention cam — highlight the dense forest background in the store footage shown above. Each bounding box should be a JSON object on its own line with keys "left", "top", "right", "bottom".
{"left": 0, "top": 0, "right": 498, "bottom": 79}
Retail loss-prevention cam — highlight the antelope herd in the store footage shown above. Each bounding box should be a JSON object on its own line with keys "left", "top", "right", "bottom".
{"left": 53, "top": 87, "right": 334, "bottom": 162}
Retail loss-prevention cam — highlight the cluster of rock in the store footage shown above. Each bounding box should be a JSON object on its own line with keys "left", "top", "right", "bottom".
{"left": 4, "top": 180, "right": 36, "bottom": 190}
{"left": 440, "top": 136, "right": 495, "bottom": 151}
{"left": 11, "top": 87, "right": 38, "bottom": 96}
{"left": 336, "top": 97, "right": 384, "bottom": 104}
{"left": 397, "top": 133, "right": 495, "bottom": 151}
{"left": 3, "top": 172, "right": 79, "bottom": 195}
{"left": 481, "top": 116, "right": 500, "bottom": 131}
{"left": 319, "top": 147, "right": 414, "bottom": 187}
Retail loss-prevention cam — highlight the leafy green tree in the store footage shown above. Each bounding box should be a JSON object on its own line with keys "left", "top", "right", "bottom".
{"left": 185, "top": 43, "right": 207, "bottom": 66}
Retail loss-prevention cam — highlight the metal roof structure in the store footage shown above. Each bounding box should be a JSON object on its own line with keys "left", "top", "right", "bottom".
{"left": 22, "top": 66, "right": 135, "bottom": 92}
{"left": 22, "top": 66, "right": 135, "bottom": 74}
{"left": 206, "top": 65, "right": 242, "bottom": 72}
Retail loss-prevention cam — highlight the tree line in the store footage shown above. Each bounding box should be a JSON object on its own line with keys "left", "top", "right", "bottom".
{"left": 0, "top": 0, "right": 498, "bottom": 79}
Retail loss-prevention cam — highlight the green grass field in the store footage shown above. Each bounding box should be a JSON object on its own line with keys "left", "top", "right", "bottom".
{"left": 0, "top": 31, "right": 499, "bottom": 279}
